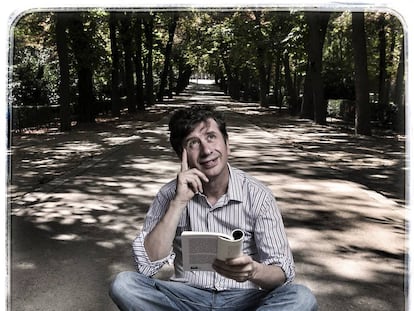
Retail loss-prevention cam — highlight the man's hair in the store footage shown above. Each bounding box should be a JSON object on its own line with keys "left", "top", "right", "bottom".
{"left": 169, "top": 105, "right": 228, "bottom": 157}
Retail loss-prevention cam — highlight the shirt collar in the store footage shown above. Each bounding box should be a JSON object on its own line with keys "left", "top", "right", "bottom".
{"left": 226, "top": 164, "right": 244, "bottom": 203}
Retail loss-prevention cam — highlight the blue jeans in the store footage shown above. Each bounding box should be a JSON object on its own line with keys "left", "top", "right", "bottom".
{"left": 109, "top": 271, "right": 318, "bottom": 311}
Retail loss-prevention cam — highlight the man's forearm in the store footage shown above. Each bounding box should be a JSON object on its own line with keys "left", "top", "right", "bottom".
{"left": 250, "top": 262, "right": 286, "bottom": 290}
{"left": 144, "top": 199, "right": 186, "bottom": 261}
{"left": 212, "top": 255, "right": 286, "bottom": 290}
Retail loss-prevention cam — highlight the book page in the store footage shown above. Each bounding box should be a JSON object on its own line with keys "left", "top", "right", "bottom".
{"left": 181, "top": 230, "right": 244, "bottom": 271}
{"left": 182, "top": 234, "right": 219, "bottom": 271}
{"left": 216, "top": 229, "right": 244, "bottom": 260}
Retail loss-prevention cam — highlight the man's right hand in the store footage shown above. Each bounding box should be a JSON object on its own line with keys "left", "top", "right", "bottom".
{"left": 175, "top": 149, "right": 209, "bottom": 205}
{"left": 145, "top": 150, "right": 210, "bottom": 261}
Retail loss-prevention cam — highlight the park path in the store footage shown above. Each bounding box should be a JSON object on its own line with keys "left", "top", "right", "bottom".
{"left": 10, "top": 81, "right": 406, "bottom": 310}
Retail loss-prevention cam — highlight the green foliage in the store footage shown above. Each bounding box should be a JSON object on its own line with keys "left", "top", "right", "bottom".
{"left": 9, "top": 8, "right": 405, "bottom": 131}
{"left": 12, "top": 46, "right": 57, "bottom": 107}
{"left": 11, "top": 12, "right": 59, "bottom": 109}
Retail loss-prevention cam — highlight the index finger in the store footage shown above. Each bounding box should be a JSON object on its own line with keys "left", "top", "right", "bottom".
{"left": 181, "top": 148, "right": 189, "bottom": 171}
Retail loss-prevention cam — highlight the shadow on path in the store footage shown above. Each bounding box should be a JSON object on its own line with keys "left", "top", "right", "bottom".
{"left": 10, "top": 81, "right": 406, "bottom": 311}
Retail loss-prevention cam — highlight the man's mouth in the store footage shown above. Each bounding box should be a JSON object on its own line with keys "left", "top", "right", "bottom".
{"left": 200, "top": 157, "right": 218, "bottom": 168}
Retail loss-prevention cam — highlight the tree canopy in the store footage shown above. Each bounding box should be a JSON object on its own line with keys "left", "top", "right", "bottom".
{"left": 9, "top": 9, "right": 405, "bottom": 134}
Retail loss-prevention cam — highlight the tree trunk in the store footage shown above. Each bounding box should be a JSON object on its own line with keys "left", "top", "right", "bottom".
{"left": 352, "top": 12, "right": 371, "bottom": 135}
{"left": 254, "top": 11, "right": 268, "bottom": 107}
{"left": 168, "top": 66, "right": 175, "bottom": 99}
{"left": 144, "top": 15, "right": 155, "bottom": 106}
{"left": 301, "top": 64, "right": 313, "bottom": 119}
{"left": 273, "top": 49, "right": 283, "bottom": 111}
{"left": 377, "top": 13, "right": 388, "bottom": 124}
{"left": 134, "top": 16, "right": 145, "bottom": 111}
{"left": 222, "top": 59, "right": 240, "bottom": 100}
{"left": 68, "top": 13, "right": 96, "bottom": 123}
{"left": 176, "top": 57, "right": 192, "bottom": 95}
{"left": 283, "top": 52, "right": 297, "bottom": 114}
{"left": 109, "top": 12, "right": 121, "bottom": 117}
{"left": 121, "top": 13, "right": 137, "bottom": 113}
{"left": 55, "top": 13, "right": 71, "bottom": 131}
{"left": 305, "top": 11, "right": 330, "bottom": 125}
{"left": 157, "top": 14, "right": 178, "bottom": 102}
{"left": 394, "top": 39, "right": 405, "bottom": 133}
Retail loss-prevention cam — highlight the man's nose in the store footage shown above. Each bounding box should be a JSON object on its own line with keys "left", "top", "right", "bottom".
{"left": 200, "top": 140, "right": 212, "bottom": 155}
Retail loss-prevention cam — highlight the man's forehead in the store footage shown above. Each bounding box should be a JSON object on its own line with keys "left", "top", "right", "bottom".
{"left": 193, "top": 118, "right": 218, "bottom": 131}
{"left": 187, "top": 118, "right": 219, "bottom": 136}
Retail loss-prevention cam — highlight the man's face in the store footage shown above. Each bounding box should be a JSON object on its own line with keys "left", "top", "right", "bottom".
{"left": 182, "top": 118, "right": 230, "bottom": 180}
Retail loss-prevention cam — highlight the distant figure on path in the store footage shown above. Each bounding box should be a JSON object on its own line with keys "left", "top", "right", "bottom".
{"left": 109, "top": 105, "right": 318, "bottom": 310}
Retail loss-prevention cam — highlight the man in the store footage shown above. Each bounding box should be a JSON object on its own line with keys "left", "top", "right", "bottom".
{"left": 110, "top": 105, "right": 317, "bottom": 310}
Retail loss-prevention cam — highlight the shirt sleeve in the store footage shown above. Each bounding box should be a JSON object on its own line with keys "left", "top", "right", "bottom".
{"left": 254, "top": 192, "right": 295, "bottom": 284}
{"left": 132, "top": 180, "right": 177, "bottom": 276}
{"left": 132, "top": 230, "right": 175, "bottom": 276}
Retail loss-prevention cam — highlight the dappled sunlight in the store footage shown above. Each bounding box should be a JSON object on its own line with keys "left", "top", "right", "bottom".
{"left": 243, "top": 113, "right": 406, "bottom": 204}
{"left": 101, "top": 134, "right": 142, "bottom": 145}
{"left": 189, "top": 79, "right": 215, "bottom": 85}
{"left": 11, "top": 114, "right": 177, "bottom": 257}
{"left": 10, "top": 82, "right": 406, "bottom": 310}
{"left": 219, "top": 93, "right": 404, "bottom": 309}
{"left": 326, "top": 257, "right": 381, "bottom": 282}
{"left": 126, "top": 159, "right": 179, "bottom": 175}
{"left": 52, "top": 233, "right": 80, "bottom": 241}
{"left": 14, "top": 262, "right": 37, "bottom": 270}
{"left": 59, "top": 141, "right": 102, "bottom": 152}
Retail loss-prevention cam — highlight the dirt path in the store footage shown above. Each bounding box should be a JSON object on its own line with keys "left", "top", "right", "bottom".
{"left": 10, "top": 81, "right": 406, "bottom": 310}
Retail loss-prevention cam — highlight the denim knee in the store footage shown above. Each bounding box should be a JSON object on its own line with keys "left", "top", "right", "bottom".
{"left": 109, "top": 271, "right": 137, "bottom": 300}
{"left": 262, "top": 283, "right": 318, "bottom": 311}
{"left": 294, "top": 284, "right": 318, "bottom": 311}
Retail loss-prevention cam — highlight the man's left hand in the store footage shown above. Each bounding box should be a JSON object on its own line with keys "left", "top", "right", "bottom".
{"left": 212, "top": 255, "right": 256, "bottom": 283}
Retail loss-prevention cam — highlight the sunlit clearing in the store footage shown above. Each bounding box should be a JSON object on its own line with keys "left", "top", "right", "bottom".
{"left": 59, "top": 142, "right": 101, "bottom": 152}
{"left": 105, "top": 222, "right": 130, "bottom": 232}
{"left": 51, "top": 233, "right": 80, "bottom": 241}
{"left": 328, "top": 257, "right": 376, "bottom": 280}
{"left": 189, "top": 79, "right": 215, "bottom": 85}
{"left": 96, "top": 241, "right": 116, "bottom": 249}
{"left": 311, "top": 281, "right": 356, "bottom": 296}
{"left": 81, "top": 217, "right": 98, "bottom": 224}
{"left": 15, "top": 262, "right": 36, "bottom": 270}
{"left": 103, "top": 135, "right": 141, "bottom": 145}
{"left": 127, "top": 160, "right": 178, "bottom": 174}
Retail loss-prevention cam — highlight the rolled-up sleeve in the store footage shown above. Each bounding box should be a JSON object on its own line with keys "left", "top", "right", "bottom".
{"left": 255, "top": 193, "right": 295, "bottom": 285}
{"left": 131, "top": 180, "right": 177, "bottom": 276}
{"left": 132, "top": 230, "right": 175, "bottom": 276}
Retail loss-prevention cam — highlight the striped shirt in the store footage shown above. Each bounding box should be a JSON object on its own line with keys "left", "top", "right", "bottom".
{"left": 132, "top": 165, "right": 295, "bottom": 290}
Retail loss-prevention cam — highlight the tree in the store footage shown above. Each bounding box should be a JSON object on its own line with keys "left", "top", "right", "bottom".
{"left": 157, "top": 13, "right": 178, "bottom": 102}
{"left": 109, "top": 12, "right": 121, "bottom": 117}
{"left": 393, "top": 38, "right": 405, "bottom": 133}
{"left": 253, "top": 11, "right": 269, "bottom": 107}
{"left": 304, "top": 11, "right": 330, "bottom": 125}
{"left": 351, "top": 12, "right": 371, "bottom": 135}
{"left": 322, "top": 12, "right": 354, "bottom": 102}
{"left": 144, "top": 13, "right": 155, "bottom": 106}
{"left": 55, "top": 13, "right": 71, "bottom": 131}
{"left": 283, "top": 51, "right": 297, "bottom": 114}
{"left": 120, "top": 13, "right": 137, "bottom": 113}
{"left": 10, "top": 9, "right": 405, "bottom": 132}
{"left": 134, "top": 16, "right": 145, "bottom": 111}
{"left": 67, "top": 12, "right": 97, "bottom": 123}
{"left": 377, "top": 13, "right": 388, "bottom": 124}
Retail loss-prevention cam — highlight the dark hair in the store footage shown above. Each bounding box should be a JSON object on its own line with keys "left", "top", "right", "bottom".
{"left": 169, "top": 105, "right": 228, "bottom": 157}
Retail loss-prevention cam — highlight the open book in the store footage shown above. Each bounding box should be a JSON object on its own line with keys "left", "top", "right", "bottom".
{"left": 181, "top": 229, "right": 244, "bottom": 271}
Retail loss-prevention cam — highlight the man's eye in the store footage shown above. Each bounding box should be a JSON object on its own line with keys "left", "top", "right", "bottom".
{"left": 207, "top": 133, "right": 216, "bottom": 141}
{"left": 188, "top": 140, "right": 200, "bottom": 148}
